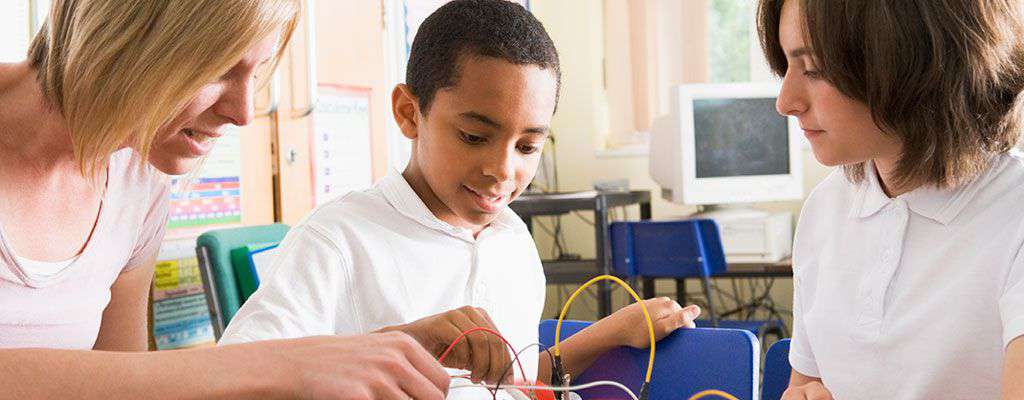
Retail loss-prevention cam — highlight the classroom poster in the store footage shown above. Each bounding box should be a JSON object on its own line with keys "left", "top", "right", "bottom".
{"left": 167, "top": 126, "right": 243, "bottom": 237}
{"left": 151, "top": 258, "right": 215, "bottom": 350}
{"left": 310, "top": 85, "right": 374, "bottom": 206}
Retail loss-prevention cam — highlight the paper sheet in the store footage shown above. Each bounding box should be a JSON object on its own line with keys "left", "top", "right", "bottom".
{"left": 151, "top": 258, "right": 215, "bottom": 349}
{"left": 311, "top": 85, "right": 374, "bottom": 206}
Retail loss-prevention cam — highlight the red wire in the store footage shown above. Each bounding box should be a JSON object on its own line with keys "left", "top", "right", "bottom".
{"left": 437, "top": 327, "right": 531, "bottom": 398}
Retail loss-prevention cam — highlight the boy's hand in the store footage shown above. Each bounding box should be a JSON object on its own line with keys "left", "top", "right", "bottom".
{"left": 377, "top": 306, "right": 512, "bottom": 384}
{"left": 782, "top": 382, "right": 833, "bottom": 400}
{"left": 594, "top": 297, "right": 700, "bottom": 349}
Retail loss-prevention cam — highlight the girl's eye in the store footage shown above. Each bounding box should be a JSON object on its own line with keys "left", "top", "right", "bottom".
{"left": 460, "top": 132, "right": 486, "bottom": 144}
{"left": 804, "top": 70, "right": 822, "bottom": 79}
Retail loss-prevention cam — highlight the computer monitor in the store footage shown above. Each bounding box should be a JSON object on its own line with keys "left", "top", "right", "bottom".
{"left": 650, "top": 83, "right": 803, "bottom": 206}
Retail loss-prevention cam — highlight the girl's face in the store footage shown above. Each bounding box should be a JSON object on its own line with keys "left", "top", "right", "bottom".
{"left": 775, "top": 0, "right": 901, "bottom": 169}
{"left": 145, "top": 35, "right": 277, "bottom": 175}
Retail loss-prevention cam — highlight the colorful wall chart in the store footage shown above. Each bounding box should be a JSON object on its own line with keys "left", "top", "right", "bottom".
{"left": 151, "top": 258, "right": 215, "bottom": 350}
{"left": 311, "top": 85, "right": 374, "bottom": 206}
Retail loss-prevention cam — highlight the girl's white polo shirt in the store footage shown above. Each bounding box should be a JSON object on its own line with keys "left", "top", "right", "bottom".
{"left": 220, "top": 170, "right": 546, "bottom": 383}
{"left": 791, "top": 151, "right": 1024, "bottom": 399}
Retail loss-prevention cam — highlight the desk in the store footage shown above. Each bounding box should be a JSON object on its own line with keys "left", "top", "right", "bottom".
{"left": 642, "top": 258, "right": 793, "bottom": 334}
{"left": 720, "top": 258, "right": 793, "bottom": 278}
{"left": 510, "top": 190, "right": 652, "bottom": 317}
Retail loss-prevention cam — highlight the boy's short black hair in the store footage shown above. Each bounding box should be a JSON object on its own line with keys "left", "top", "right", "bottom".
{"left": 406, "top": 0, "right": 561, "bottom": 115}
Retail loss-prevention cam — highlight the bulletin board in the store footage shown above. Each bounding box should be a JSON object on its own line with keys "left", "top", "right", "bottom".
{"left": 151, "top": 257, "right": 215, "bottom": 350}
{"left": 309, "top": 84, "right": 375, "bottom": 206}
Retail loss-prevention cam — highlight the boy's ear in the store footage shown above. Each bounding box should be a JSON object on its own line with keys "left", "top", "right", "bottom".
{"left": 391, "top": 84, "right": 421, "bottom": 140}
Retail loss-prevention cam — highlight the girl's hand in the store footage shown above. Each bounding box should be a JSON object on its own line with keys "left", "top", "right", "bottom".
{"left": 782, "top": 381, "right": 834, "bottom": 400}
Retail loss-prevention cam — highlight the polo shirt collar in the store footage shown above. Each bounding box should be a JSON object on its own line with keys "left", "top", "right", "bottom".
{"left": 377, "top": 169, "right": 520, "bottom": 241}
{"left": 849, "top": 155, "right": 1001, "bottom": 225}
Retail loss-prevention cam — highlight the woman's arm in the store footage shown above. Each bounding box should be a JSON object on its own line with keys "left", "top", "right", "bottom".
{"left": 92, "top": 259, "right": 156, "bottom": 351}
{"left": 1, "top": 333, "right": 451, "bottom": 399}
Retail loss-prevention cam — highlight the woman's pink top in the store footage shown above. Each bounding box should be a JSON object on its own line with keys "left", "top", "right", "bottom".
{"left": 0, "top": 149, "right": 169, "bottom": 349}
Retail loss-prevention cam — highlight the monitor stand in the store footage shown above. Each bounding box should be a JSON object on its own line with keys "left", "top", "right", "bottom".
{"left": 687, "top": 205, "right": 792, "bottom": 263}
{"left": 691, "top": 204, "right": 771, "bottom": 220}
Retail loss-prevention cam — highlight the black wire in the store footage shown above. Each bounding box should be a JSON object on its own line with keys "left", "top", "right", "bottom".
{"left": 571, "top": 211, "right": 595, "bottom": 226}
{"left": 493, "top": 344, "right": 556, "bottom": 397}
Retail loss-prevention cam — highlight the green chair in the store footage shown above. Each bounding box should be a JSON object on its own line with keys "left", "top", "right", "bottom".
{"left": 195, "top": 224, "right": 290, "bottom": 340}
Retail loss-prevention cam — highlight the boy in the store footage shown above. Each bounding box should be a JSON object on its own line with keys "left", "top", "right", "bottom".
{"left": 221, "top": 0, "right": 700, "bottom": 394}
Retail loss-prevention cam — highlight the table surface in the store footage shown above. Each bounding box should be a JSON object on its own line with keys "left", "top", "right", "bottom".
{"left": 510, "top": 190, "right": 652, "bottom": 215}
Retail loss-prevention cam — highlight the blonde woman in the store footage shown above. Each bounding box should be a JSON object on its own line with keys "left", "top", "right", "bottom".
{"left": 0, "top": 1, "right": 448, "bottom": 399}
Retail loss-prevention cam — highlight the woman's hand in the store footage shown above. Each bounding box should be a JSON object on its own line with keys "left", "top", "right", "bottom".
{"left": 377, "top": 306, "right": 512, "bottom": 384}
{"left": 237, "top": 332, "right": 451, "bottom": 400}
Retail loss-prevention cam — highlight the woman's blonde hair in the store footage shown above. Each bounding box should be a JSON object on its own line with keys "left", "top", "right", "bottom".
{"left": 28, "top": 0, "right": 299, "bottom": 176}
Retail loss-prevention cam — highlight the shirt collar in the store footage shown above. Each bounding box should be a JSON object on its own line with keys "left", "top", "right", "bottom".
{"left": 849, "top": 156, "right": 1001, "bottom": 225}
{"left": 376, "top": 169, "right": 521, "bottom": 241}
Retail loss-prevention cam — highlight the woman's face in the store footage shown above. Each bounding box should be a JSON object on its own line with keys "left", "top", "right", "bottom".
{"left": 145, "top": 35, "right": 277, "bottom": 175}
{"left": 775, "top": 0, "right": 900, "bottom": 168}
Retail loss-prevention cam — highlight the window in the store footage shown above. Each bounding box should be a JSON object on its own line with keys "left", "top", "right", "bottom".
{"left": 0, "top": 0, "right": 48, "bottom": 63}
{"left": 708, "top": 0, "right": 753, "bottom": 83}
{"left": 1, "top": 0, "right": 31, "bottom": 62}
{"left": 600, "top": 0, "right": 773, "bottom": 154}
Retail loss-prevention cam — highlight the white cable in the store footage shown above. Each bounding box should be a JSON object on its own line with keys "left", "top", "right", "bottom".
{"left": 450, "top": 380, "right": 640, "bottom": 400}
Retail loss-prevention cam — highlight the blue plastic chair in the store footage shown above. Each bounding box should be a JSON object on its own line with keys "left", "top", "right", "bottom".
{"left": 539, "top": 319, "right": 759, "bottom": 400}
{"left": 762, "top": 339, "right": 792, "bottom": 400}
{"left": 610, "top": 219, "right": 785, "bottom": 342}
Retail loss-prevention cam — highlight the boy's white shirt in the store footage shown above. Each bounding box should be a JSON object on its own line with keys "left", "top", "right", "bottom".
{"left": 220, "top": 169, "right": 546, "bottom": 389}
{"left": 791, "top": 150, "right": 1024, "bottom": 399}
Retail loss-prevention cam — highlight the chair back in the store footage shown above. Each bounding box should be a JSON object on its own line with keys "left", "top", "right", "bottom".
{"left": 762, "top": 339, "right": 792, "bottom": 400}
{"left": 195, "top": 223, "right": 289, "bottom": 337}
{"left": 609, "top": 219, "right": 727, "bottom": 278}
{"left": 538, "top": 319, "right": 759, "bottom": 400}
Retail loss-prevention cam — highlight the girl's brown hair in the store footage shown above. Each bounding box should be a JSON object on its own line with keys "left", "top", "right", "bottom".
{"left": 758, "top": 0, "right": 1024, "bottom": 188}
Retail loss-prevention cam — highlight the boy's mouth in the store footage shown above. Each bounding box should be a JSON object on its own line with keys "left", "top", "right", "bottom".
{"left": 463, "top": 185, "right": 508, "bottom": 213}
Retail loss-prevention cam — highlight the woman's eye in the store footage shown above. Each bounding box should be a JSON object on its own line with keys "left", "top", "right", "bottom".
{"left": 460, "top": 132, "right": 486, "bottom": 144}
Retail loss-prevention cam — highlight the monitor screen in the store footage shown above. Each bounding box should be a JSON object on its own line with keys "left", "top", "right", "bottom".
{"left": 693, "top": 97, "right": 790, "bottom": 179}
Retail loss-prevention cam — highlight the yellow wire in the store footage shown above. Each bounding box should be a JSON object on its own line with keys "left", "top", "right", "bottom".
{"left": 554, "top": 275, "right": 657, "bottom": 383}
{"left": 687, "top": 389, "right": 740, "bottom": 400}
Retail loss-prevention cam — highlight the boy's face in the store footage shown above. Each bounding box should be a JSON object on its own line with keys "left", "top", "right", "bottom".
{"left": 394, "top": 56, "right": 558, "bottom": 234}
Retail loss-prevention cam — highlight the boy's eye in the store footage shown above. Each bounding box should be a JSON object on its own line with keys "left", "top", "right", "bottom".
{"left": 460, "top": 132, "right": 486, "bottom": 144}
{"left": 517, "top": 144, "right": 540, "bottom": 154}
